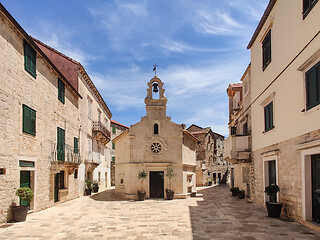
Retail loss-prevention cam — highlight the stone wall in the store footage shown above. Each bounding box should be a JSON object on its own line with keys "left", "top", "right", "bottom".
{"left": 0, "top": 12, "right": 80, "bottom": 223}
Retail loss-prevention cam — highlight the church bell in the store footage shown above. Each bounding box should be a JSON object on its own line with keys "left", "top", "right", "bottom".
{"left": 153, "top": 83, "right": 159, "bottom": 93}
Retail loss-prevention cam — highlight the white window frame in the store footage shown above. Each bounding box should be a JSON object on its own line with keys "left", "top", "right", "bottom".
{"left": 262, "top": 153, "right": 279, "bottom": 203}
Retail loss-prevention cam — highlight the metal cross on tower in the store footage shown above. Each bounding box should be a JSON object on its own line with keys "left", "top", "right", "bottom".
{"left": 153, "top": 63, "right": 158, "bottom": 76}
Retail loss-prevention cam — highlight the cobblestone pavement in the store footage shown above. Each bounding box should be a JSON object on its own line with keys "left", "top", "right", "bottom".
{"left": 1, "top": 185, "right": 320, "bottom": 240}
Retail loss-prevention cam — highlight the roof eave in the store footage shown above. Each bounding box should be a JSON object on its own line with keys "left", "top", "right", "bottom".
{"left": 247, "top": 0, "right": 277, "bottom": 49}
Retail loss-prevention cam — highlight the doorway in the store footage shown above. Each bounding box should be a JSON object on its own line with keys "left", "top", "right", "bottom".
{"left": 149, "top": 171, "right": 164, "bottom": 198}
{"left": 20, "top": 171, "right": 30, "bottom": 207}
{"left": 312, "top": 154, "right": 320, "bottom": 223}
{"left": 54, "top": 171, "right": 65, "bottom": 202}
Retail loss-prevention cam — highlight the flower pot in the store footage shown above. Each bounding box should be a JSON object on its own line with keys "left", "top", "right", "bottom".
{"left": 85, "top": 189, "right": 92, "bottom": 196}
{"left": 137, "top": 190, "right": 146, "bottom": 201}
{"left": 166, "top": 189, "right": 174, "bottom": 200}
{"left": 12, "top": 206, "right": 28, "bottom": 222}
{"left": 93, "top": 186, "right": 99, "bottom": 193}
{"left": 266, "top": 202, "right": 283, "bottom": 218}
{"left": 208, "top": 181, "right": 212, "bottom": 186}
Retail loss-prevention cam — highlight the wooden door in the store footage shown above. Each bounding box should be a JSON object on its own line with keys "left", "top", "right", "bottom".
{"left": 149, "top": 171, "right": 164, "bottom": 198}
{"left": 20, "top": 171, "right": 30, "bottom": 206}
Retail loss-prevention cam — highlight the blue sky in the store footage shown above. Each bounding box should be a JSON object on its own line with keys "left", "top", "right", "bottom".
{"left": 2, "top": 0, "right": 268, "bottom": 136}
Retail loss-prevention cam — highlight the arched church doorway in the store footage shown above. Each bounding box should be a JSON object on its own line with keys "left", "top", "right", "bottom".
{"left": 149, "top": 171, "right": 164, "bottom": 198}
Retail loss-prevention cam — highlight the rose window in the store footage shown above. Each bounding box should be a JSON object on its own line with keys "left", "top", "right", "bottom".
{"left": 151, "top": 142, "right": 162, "bottom": 153}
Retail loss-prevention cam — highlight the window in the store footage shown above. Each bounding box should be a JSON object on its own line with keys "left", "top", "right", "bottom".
{"left": 303, "top": 0, "right": 319, "bottom": 18}
{"left": 262, "top": 30, "right": 271, "bottom": 70}
{"left": 231, "top": 126, "right": 237, "bottom": 135}
{"left": 74, "top": 169, "right": 78, "bottom": 179}
{"left": 112, "top": 126, "right": 116, "bottom": 134}
{"left": 264, "top": 102, "right": 274, "bottom": 132}
{"left": 87, "top": 99, "right": 92, "bottom": 118}
{"left": 306, "top": 61, "right": 320, "bottom": 110}
{"left": 57, "top": 127, "right": 65, "bottom": 161}
{"left": 266, "top": 160, "right": 277, "bottom": 202}
{"left": 24, "top": 41, "right": 36, "bottom": 78}
{"left": 97, "top": 110, "right": 101, "bottom": 122}
{"left": 112, "top": 142, "right": 115, "bottom": 150}
{"left": 154, "top": 123, "right": 159, "bottom": 134}
{"left": 112, "top": 156, "right": 115, "bottom": 162}
{"left": 58, "top": 79, "right": 65, "bottom": 104}
{"left": 74, "top": 137, "right": 79, "bottom": 154}
{"left": 22, "top": 104, "right": 36, "bottom": 136}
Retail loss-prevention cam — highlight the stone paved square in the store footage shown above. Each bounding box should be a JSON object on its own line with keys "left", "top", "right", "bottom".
{"left": 1, "top": 185, "right": 320, "bottom": 239}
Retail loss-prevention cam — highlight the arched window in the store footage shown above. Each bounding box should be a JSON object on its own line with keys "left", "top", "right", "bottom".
{"left": 154, "top": 123, "right": 159, "bottom": 135}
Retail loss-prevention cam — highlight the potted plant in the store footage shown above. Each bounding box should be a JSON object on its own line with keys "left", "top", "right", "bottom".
{"left": 237, "top": 190, "right": 245, "bottom": 199}
{"left": 230, "top": 187, "right": 239, "bottom": 196}
{"left": 265, "top": 184, "right": 282, "bottom": 218}
{"left": 207, "top": 176, "right": 213, "bottom": 186}
{"left": 163, "top": 166, "right": 176, "bottom": 200}
{"left": 92, "top": 180, "right": 99, "bottom": 193}
{"left": 12, "top": 187, "right": 34, "bottom": 222}
{"left": 85, "top": 179, "right": 93, "bottom": 196}
{"left": 137, "top": 170, "right": 148, "bottom": 201}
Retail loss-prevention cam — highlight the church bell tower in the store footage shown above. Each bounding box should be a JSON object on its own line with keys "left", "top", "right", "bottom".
{"left": 144, "top": 76, "right": 168, "bottom": 118}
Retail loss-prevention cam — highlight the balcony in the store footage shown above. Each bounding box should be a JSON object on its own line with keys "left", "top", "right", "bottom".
{"left": 92, "top": 121, "right": 111, "bottom": 145}
{"left": 85, "top": 151, "right": 101, "bottom": 165}
{"left": 224, "top": 135, "right": 251, "bottom": 164}
{"left": 51, "top": 143, "right": 81, "bottom": 165}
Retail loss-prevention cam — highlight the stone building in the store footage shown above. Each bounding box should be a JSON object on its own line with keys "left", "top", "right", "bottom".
{"left": 0, "top": 4, "right": 82, "bottom": 223}
{"left": 110, "top": 119, "right": 128, "bottom": 186}
{"left": 0, "top": 3, "right": 112, "bottom": 223}
{"left": 114, "top": 76, "right": 198, "bottom": 199}
{"left": 245, "top": 0, "right": 320, "bottom": 224}
{"left": 187, "top": 125, "right": 226, "bottom": 186}
{"left": 33, "top": 39, "right": 113, "bottom": 194}
{"left": 224, "top": 64, "right": 253, "bottom": 198}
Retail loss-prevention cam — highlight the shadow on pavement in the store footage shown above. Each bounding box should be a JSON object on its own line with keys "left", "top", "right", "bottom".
{"left": 89, "top": 188, "right": 127, "bottom": 202}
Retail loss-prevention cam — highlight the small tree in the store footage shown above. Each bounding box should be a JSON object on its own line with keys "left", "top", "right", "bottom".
{"left": 137, "top": 170, "right": 148, "bottom": 192}
{"left": 265, "top": 184, "right": 280, "bottom": 202}
{"left": 164, "top": 166, "right": 175, "bottom": 190}
{"left": 16, "top": 187, "right": 34, "bottom": 204}
{"left": 85, "top": 179, "right": 93, "bottom": 189}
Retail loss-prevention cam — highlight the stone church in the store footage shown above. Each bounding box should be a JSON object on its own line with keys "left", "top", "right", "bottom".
{"left": 114, "top": 76, "right": 198, "bottom": 199}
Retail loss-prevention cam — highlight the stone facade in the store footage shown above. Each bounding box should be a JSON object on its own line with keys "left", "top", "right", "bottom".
{"left": 114, "top": 76, "right": 197, "bottom": 200}
{"left": 224, "top": 64, "right": 253, "bottom": 198}
{"left": 246, "top": 0, "right": 320, "bottom": 223}
{"left": 0, "top": 4, "right": 112, "bottom": 223}
{"left": 0, "top": 6, "right": 81, "bottom": 223}
{"left": 33, "top": 39, "right": 113, "bottom": 195}
{"left": 187, "top": 125, "right": 226, "bottom": 186}
{"left": 110, "top": 120, "right": 129, "bottom": 186}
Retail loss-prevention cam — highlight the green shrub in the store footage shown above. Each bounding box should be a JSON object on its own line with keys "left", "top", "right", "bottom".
{"left": 16, "top": 187, "right": 33, "bottom": 203}
{"left": 85, "top": 179, "right": 93, "bottom": 189}
{"left": 92, "top": 180, "right": 99, "bottom": 187}
{"left": 265, "top": 184, "right": 280, "bottom": 202}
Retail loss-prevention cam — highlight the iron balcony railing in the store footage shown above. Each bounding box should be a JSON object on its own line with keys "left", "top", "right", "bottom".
{"left": 85, "top": 151, "right": 101, "bottom": 165}
{"left": 51, "top": 143, "right": 81, "bottom": 164}
{"left": 92, "top": 121, "right": 111, "bottom": 144}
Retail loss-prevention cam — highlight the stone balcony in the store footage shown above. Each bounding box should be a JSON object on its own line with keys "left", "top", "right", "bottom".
{"left": 224, "top": 135, "right": 251, "bottom": 164}
{"left": 85, "top": 151, "right": 101, "bottom": 165}
{"left": 92, "top": 121, "right": 111, "bottom": 145}
{"left": 51, "top": 143, "right": 81, "bottom": 165}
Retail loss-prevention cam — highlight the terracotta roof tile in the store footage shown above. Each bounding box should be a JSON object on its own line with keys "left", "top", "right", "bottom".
{"left": 111, "top": 119, "right": 129, "bottom": 129}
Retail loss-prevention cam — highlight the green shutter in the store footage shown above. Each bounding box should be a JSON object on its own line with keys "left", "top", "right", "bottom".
{"left": 112, "top": 142, "right": 115, "bottom": 150}
{"left": 24, "top": 41, "right": 36, "bottom": 78}
{"left": 57, "top": 128, "right": 65, "bottom": 161}
{"left": 264, "top": 102, "right": 274, "bottom": 132}
{"left": 112, "top": 156, "right": 115, "bottom": 162}
{"left": 306, "top": 66, "right": 318, "bottom": 109}
{"left": 74, "top": 137, "right": 79, "bottom": 154}
{"left": 58, "top": 79, "right": 65, "bottom": 104}
{"left": 22, "top": 105, "right": 36, "bottom": 136}
{"left": 112, "top": 126, "right": 116, "bottom": 134}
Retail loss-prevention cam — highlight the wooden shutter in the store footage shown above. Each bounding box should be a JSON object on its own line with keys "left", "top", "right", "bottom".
{"left": 74, "top": 137, "right": 79, "bottom": 153}
{"left": 22, "top": 105, "right": 36, "bottom": 136}
{"left": 24, "top": 41, "right": 36, "bottom": 78}
{"left": 57, "top": 128, "right": 65, "bottom": 161}
{"left": 264, "top": 102, "right": 273, "bottom": 132}
{"left": 58, "top": 79, "right": 65, "bottom": 103}
{"left": 306, "top": 67, "right": 317, "bottom": 109}
{"left": 112, "top": 142, "right": 115, "bottom": 150}
{"left": 262, "top": 30, "right": 271, "bottom": 70}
